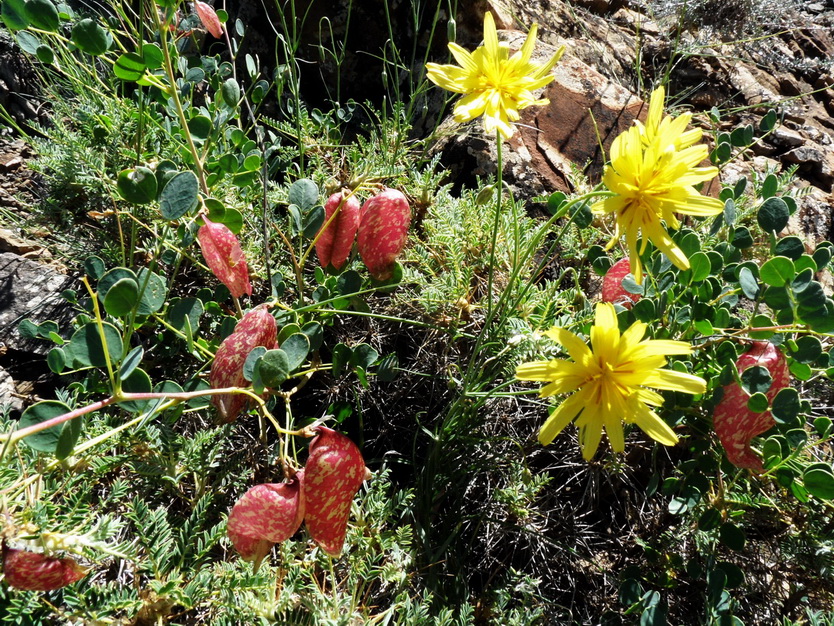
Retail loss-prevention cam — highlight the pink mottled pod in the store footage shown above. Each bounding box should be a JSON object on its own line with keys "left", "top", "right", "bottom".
{"left": 2, "top": 548, "right": 87, "bottom": 591}
{"left": 602, "top": 258, "right": 640, "bottom": 309}
{"left": 714, "top": 341, "right": 791, "bottom": 471}
{"left": 227, "top": 472, "right": 305, "bottom": 570}
{"left": 316, "top": 192, "right": 361, "bottom": 271}
{"left": 356, "top": 188, "right": 411, "bottom": 280}
{"left": 197, "top": 217, "right": 252, "bottom": 299}
{"left": 195, "top": 1, "right": 223, "bottom": 38}
{"left": 209, "top": 306, "right": 278, "bottom": 422}
{"left": 304, "top": 427, "right": 368, "bottom": 557}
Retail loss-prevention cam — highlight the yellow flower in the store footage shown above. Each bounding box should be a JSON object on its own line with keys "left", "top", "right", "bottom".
{"left": 426, "top": 12, "right": 564, "bottom": 139}
{"left": 515, "top": 303, "right": 706, "bottom": 461}
{"left": 592, "top": 87, "right": 724, "bottom": 283}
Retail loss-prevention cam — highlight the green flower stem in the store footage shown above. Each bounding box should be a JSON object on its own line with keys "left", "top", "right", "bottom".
{"left": 153, "top": 11, "right": 208, "bottom": 194}
{"left": 485, "top": 137, "right": 504, "bottom": 325}
{"left": 80, "top": 277, "right": 118, "bottom": 394}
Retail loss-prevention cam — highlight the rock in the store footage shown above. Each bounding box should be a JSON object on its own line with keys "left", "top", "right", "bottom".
{"left": 0, "top": 253, "right": 75, "bottom": 355}
{"left": 571, "top": 0, "right": 626, "bottom": 15}
{"left": 782, "top": 144, "right": 834, "bottom": 191}
{"left": 785, "top": 188, "right": 832, "bottom": 249}
{"left": 0, "top": 228, "right": 52, "bottom": 259}
{"left": 0, "top": 364, "right": 24, "bottom": 414}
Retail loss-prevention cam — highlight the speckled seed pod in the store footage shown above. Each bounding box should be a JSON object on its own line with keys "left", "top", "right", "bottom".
{"left": 209, "top": 306, "right": 278, "bottom": 422}
{"left": 197, "top": 218, "right": 252, "bottom": 299}
{"left": 227, "top": 472, "right": 305, "bottom": 568}
{"left": 601, "top": 258, "right": 640, "bottom": 309}
{"left": 316, "top": 192, "right": 361, "bottom": 271}
{"left": 304, "top": 427, "right": 367, "bottom": 557}
{"left": 195, "top": 1, "right": 223, "bottom": 38}
{"left": 714, "top": 342, "right": 791, "bottom": 471}
{"left": 2, "top": 548, "right": 87, "bottom": 591}
{"left": 356, "top": 188, "right": 411, "bottom": 281}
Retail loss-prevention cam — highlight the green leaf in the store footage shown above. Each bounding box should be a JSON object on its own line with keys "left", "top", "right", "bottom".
{"left": 758, "top": 197, "right": 790, "bottom": 233}
{"left": 221, "top": 78, "right": 240, "bottom": 107}
{"left": 103, "top": 276, "right": 139, "bottom": 318}
{"left": 136, "top": 268, "right": 166, "bottom": 315}
{"left": 114, "top": 52, "right": 146, "bottom": 81}
{"left": 187, "top": 115, "right": 212, "bottom": 141}
{"left": 65, "top": 322, "right": 122, "bottom": 368}
{"left": 18, "top": 400, "right": 73, "bottom": 454}
{"left": 141, "top": 42, "right": 163, "bottom": 69}
{"left": 771, "top": 387, "right": 800, "bottom": 426}
{"left": 55, "top": 404, "right": 82, "bottom": 460}
{"left": 218, "top": 207, "right": 242, "bottom": 234}
{"left": 47, "top": 347, "right": 65, "bottom": 373}
{"left": 747, "top": 392, "right": 769, "bottom": 413}
{"left": 159, "top": 171, "right": 199, "bottom": 220}
{"left": 303, "top": 205, "right": 325, "bottom": 239}
{"left": 18, "top": 318, "right": 39, "bottom": 339}
{"left": 774, "top": 236, "right": 804, "bottom": 260}
{"left": 377, "top": 353, "right": 399, "bottom": 382}
{"left": 281, "top": 333, "right": 309, "bottom": 371}
{"left": 741, "top": 365, "right": 771, "bottom": 395}
{"left": 731, "top": 227, "right": 753, "bottom": 249}
{"left": 760, "top": 256, "right": 794, "bottom": 287}
{"left": 719, "top": 522, "right": 746, "bottom": 551}
{"left": 760, "top": 110, "right": 777, "bottom": 132}
{"left": 738, "top": 266, "right": 759, "bottom": 299}
{"left": 25, "top": 0, "right": 59, "bottom": 31}
{"left": 350, "top": 343, "right": 379, "bottom": 370}
{"left": 803, "top": 466, "right": 834, "bottom": 500}
{"left": 119, "top": 345, "right": 144, "bottom": 380}
{"left": 336, "top": 270, "right": 362, "bottom": 295}
{"left": 2, "top": 0, "right": 29, "bottom": 30}
{"left": 301, "top": 321, "right": 323, "bottom": 351}
{"left": 35, "top": 43, "right": 54, "bottom": 63}
{"left": 243, "top": 346, "right": 267, "bottom": 382}
{"left": 117, "top": 167, "right": 158, "bottom": 204}
{"left": 761, "top": 174, "right": 778, "bottom": 199}
{"left": 84, "top": 255, "right": 106, "bottom": 279}
{"left": 258, "top": 349, "right": 290, "bottom": 387}
{"left": 790, "top": 335, "right": 822, "bottom": 364}
{"left": 168, "top": 297, "right": 203, "bottom": 333}
{"left": 332, "top": 343, "right": 352, "bottom": 377}
{"left": 288, "top": 179, "right": 318, "bottom": 211}
{"left": 71, "top": 17, "right": 110, "bottom": 55}
{"left": 814, "top": 416, "right": 832, "bottom": 438}
{"left": 688, "top": 252, "right": 711, "bottom": 282}
{"left": 119, "top": 367, "right": 152, "bottom": 413}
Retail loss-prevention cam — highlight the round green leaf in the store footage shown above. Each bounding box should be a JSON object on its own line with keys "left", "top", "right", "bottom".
{"left": 159, "top": 171, "right": 199, "bottom": 220}
{"left": 221, "top": 77, "right": 240, "bottom": 107}
{"left": 46, "top": 347, "right": 65, "bottom": 373}
{"left": 119, "top": 367, "right": 153, "bottom": 413}
{"left": 136, "top": 268, "right": 166, "bottom": 315}
{"left": 242, "top": 346, "right": 267, "bottom": 382}
{"left": 738, "top": 266, "right": 759, "bottom": 299}
{"left": 731, "top": 226, "right": 753, "bottom": 249}
{"left": 25, "top": 0, "right": 59, "bottom": 31}
{"left": 791, "top": 335, "right": 822, "bottom": 364}
{"left": 2, "top": 0, "right": 29, "bottom": 30}
{"left": 65, "top": 322, "right": 122, "bottom": 368}
{"left": 688, "top": 252, "right": 711, "bottom": 283}
{"left": 761, "top": 174, "right": 778, "bottom": 199}
{"left": 741, "top": 365, "right": 771, "bottom": 395}
{"left": 771, "top": 387, "right": 800, "bottom": 425}
{"left": 71, "top": 17, "right": 110, "bottom": 55}
{"left": 758, "top": 197, "right": 791, "bottom": 233}
{"left": 259, "top": 349, "right": 290, "bottom": 387}
{"left": 16, "top": 30, "right": 40, "bottom": 55}
{"left": 747, "top": 392, "right": 769, "bottom": 413}
{"left": 103, "top": 276, "right": 139, "bottom": 318}
{"left": 350, "top": 343, "right": 379, "bottom": 370}
{"left": 697, "top": 507, "right": 721, "bottom": 531}
{"left": 774, "top": 236, "right": 804, "bottom": 260}
{"left": 141, "top": 42, "right": 163, "bottom": 69}
{"left": 715, "top": 562, "right": 745, "bottom": 589}
{"left": 35, "top": 43, "right": 54, "bottom": 63}
{"left": 281, "top": 333, "right": 310, "bottom": 372}
{"left": 760, "top": 256, "right": 794, "bottom": 287}
{"left": 804, "top": 467, "right": 834, "bottom": 500}
{"left": 168, "top": 297, "right": 203, "bottom": 333}
{"left": 18, "top": 400, "right": 72, "bottom": 454}
{"left": 187, "top": 115, "right": 212, "bottom": 141}
{"left": 719, "top": 522, "right": 746, "bottom": 551}
{"left": 117, "top": 167, "right": 157, "bottom": 204}
{"left": 114, "top": 52, "right": 146, "bottom": 81}
{"left": 98, "top": 267, "right": 136, "bottom": 299}
{"left": 288, "top": 178, "right": 318, "bottom": 211}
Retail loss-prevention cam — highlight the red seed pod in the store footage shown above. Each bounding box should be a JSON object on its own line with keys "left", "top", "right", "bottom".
{"left": 356, "top": 188, "right": 411, "bottom": 280}
{"left": 714, "top": 341, "right": 791, "bottom": 471}
{"left": 197, "top": 218, "right": 252, "bottom": 299}
{"left": 209, "top": 306, "right": 278, "bottom": 422}
{"left": 316, "top": 192, "right": 361, "bottom": 271}
{"left": 601, "top": 258, "right": 640, "bottom": 309}
{"left": 304, "top": 427, "right": 367, "bottom": 557}
{"left": 195, "top": 1, "right": 223, "bottom": 38}
{"left": 2, "top": 548, "right": 87, "bottom": 591}
{"left": 227, "top": 472, "right": 305, "bottom": 569}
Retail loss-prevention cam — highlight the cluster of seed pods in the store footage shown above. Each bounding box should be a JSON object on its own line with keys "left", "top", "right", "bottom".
{"left": 316, "top": 188, "right": 411, "bottom": 280}
{"left": 227, "top": 427, "right": 368, "bottom": 566}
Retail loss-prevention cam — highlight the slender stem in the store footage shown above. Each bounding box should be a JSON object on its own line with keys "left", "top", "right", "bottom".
{"left": 485, "top": 137, "right": 503, "bottom": 325}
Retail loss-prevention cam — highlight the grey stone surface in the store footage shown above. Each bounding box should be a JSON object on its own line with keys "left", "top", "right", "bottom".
{"left": 0, "top": 252, "right": 75, "bottom": 354}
